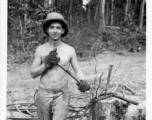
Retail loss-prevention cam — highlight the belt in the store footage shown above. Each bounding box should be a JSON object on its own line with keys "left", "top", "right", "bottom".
{"left": 38, "top": 86, "right": 64, "bottom": 94}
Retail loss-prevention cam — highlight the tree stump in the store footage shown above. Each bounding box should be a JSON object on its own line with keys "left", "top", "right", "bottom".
{"left": 88, "top": 99, "right": 129, "bottom": 120}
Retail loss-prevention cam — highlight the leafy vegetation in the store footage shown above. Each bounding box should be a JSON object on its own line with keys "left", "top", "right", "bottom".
{"left": 7, "top": 0, "right": 146, "bottom": 64}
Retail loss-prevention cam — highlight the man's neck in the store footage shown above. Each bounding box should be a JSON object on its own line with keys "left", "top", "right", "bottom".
{"left": 48, "top": 39, "right": 62, "bottom": 48}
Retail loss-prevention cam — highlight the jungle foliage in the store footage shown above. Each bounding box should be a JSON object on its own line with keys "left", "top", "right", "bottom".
{"left": 7, "top": 0, "right": 146, "bottom": 63}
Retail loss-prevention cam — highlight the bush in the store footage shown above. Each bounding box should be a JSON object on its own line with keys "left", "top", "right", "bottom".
{"left": 8, "top": 22, "right": 146, "bottom": 64}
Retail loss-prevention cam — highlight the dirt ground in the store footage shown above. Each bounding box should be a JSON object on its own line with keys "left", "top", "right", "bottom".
{"left": 7, "top": 50, "right": 146, "bottom": 118}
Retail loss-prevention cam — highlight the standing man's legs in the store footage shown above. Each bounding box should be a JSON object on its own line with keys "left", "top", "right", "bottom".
{"left": 52, "top": 90, "right": 70, "bottom": 120}
{"left": 36, "top": 89, "right": 54, "bottom": 120}
{"left": 36, "top": 88, "right": 70, "bottom": 120}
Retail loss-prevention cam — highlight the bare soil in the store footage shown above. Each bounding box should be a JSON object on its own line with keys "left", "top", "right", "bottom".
{"left": 7, "top": 50, "right": 146, "bottom": 117}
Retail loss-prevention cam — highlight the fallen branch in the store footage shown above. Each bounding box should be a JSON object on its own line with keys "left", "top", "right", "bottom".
{"left": 105, "top": 26, "right": 121, "bottom": 29}
{"left": 113, "top": 94, "right": 138, "bottom": 105}
{"left": 120, "top": 84, "right": 136, "bottom": 95}
{"left": 98, "top": 92, "right": 138, "bottom": 105}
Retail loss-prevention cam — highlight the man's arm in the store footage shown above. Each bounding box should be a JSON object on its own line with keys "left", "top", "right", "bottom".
{"left": 30, "top": 47, "right": 46, "bottom": 79}
{"left": 70, "top": 47, "right": 84, "bottom": 80}
{"left": 70, "top": 47, "right": 90, "bottom": 92}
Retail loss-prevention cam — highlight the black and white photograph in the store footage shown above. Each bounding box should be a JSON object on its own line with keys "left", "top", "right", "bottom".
{"left": 0, "top": 0, "right": 148, "bottom": 120}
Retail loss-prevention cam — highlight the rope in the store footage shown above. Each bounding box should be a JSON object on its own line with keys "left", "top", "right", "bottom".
{"left": 26, "top": 102, "right": 38, "bottom": 117}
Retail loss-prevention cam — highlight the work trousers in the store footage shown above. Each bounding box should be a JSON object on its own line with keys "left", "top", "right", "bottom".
{"left": 36, "top": 86, "right": 70, "bottom": 120}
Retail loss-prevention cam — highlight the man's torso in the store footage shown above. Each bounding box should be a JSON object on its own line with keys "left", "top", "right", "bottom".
{"left": 39, "top": 42, "right": 73, "bottom": 91}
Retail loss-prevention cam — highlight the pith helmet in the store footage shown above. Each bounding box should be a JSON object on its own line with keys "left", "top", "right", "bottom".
{"left": 43, "top": 12, "right": 68, "bottom": 37}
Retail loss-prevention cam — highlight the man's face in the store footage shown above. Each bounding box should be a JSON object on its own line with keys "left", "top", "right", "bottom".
{"left": 47, "top": 22, "right": 65, "bottom": 41}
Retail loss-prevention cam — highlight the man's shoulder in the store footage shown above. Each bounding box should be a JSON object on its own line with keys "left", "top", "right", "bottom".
{"left": 37, "top": 43, "right": 48, "bottom": 50}
{"left": 35, "top": 43, "right": 48, "bottom": 53}
{"left": 62, "top": 42, "right": 75, "bottom": 51}
{"left": 62, "top": 43, "right": 76, "bottom": 57}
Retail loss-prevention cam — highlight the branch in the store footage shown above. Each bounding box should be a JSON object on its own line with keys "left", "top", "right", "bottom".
{"left": 114, "top": 62, "right": 121, "bottom": 74}
{"left": 105, "top": 65, "right": 113, "bottom": 94}
{"left": 93, "top": 50, "right": 98, "bottom": 91}
{"left": 120, "top": 84, "right": 135, "bottom": 95}
{"left": 110, "top": 62, "right": 121, "bottom": 81}
{"left": 111, "top": 79, "right": 118, "bottom": 93}
{"left": 113, "top": 94, "right": 139, "bottom": 105}
{"left": 98, "top": 93, "right": 139, "bottom": 105}
{"left": 80, "top": 103, "right": 91, "bottom": 120}
{"left": 96, "top": 72, "right": 104, "bottom": 97}
{"left": 89, "top": 42, "right": 96, "bottom": 57}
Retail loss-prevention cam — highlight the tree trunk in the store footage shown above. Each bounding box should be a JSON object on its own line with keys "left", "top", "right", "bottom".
{"left": 105, "top": 0, "right": 109, "bottom": 25}
{"left": 125, "top": 0, "right": 130, "bottom": 21}
{"left": 102, "top": 0, "right": 105, "bottom": 27}
{"left": 76, "top": 13, "right": 79, "bottom": 25}
{"left": 78, "top": 0, "right": 83, "bottom": 27}
{"left": 69, "top": 0, "right": 73, "bottom": 26}
{"left": 94, "top": 0, "right": 100, "bottom": 22}
{"left": 87, "top": 4, "right": 91, "bottom": 24}
{"left": 111, "top": 0, "right": 114, "bottom": 26}
{"left": 99, "top": 0, "right": 105, "bottom": 29}
{"left": 19, "top": 16, "right": 23, "bottom": 37}
{"left": 139, "top": 0, "right": 145, "bottom": 31}
{"left": 80, "top": 5, "right": 84, "bottom": 27}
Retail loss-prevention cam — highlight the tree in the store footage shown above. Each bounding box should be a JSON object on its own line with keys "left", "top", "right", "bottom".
{"left": 125, "top": 0, "right": 130, "bottom": 21}
{"left": 139, "top": 0, "right": 145, "bottom": 31}
{"left": 105, "top": 0, "right": 110, "bottom": 25}
{"left": 99, "top": 0, "right": 105, "bottom": 28}
{"left": 111, "top": 0, "right": 114, "bottom": 26}
{"left": 69, "top": 0, "right": 73, "bottom": 26}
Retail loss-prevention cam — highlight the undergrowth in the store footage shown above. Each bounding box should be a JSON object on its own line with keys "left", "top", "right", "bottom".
{"left": 7, "top": 24, "right": 146, "bottom": 65}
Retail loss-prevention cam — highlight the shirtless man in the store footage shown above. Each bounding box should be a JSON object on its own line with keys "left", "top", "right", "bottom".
{"left": 30, "top": 12, "right": 90, "bottom": 120}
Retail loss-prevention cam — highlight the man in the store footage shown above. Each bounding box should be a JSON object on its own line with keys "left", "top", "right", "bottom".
{"left": 30, "top": 12, "right": 90, "bottom": 120}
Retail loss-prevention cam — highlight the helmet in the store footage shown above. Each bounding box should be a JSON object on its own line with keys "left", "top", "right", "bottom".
{"left": 43, "top": 12, "right": 68, "bottom": 37}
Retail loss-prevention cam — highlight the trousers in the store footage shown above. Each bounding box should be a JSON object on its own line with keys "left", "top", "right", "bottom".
{"left": 36, "top": 86, "right": 70, "bottom": 120}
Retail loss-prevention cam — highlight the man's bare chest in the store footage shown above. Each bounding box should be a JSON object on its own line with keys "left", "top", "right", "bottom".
{"left": 41, "top": 48, "right": 71, "bottom": 66}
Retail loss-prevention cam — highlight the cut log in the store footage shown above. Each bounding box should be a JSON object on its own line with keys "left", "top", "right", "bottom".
{"left": 88, "top": 98, "right": 129, "bottom": 120}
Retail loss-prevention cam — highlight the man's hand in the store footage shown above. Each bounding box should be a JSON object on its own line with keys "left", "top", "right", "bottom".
{"left": 77, "top": 80, "right": 90, "bottom": 92}
{"left": 44, "top": 48, "right": 60, "bottom": 69}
